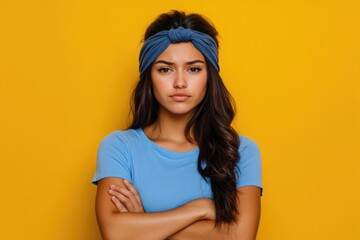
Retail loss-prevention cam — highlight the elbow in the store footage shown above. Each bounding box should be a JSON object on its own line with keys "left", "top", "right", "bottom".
{"left": 101, "top": 232, "right": 127, "bottom": 240}
{"left": 98, "top": 213, "right": 130, "bottom": 240}
{"left": 231, "top": 222, "right": 258, "bottom": 240}
{"left": 100, "top": 227, "right": 130, "bottom": 240}
{"left": 99, "top": 225, "right": 120, "bottom": 240}
{"left": 100, "top": 229, "right": 121, "bottom": 240}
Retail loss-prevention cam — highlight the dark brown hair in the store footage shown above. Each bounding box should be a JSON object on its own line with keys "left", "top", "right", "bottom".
{"left": 129, "top": 10, "right": 240, "bottom": 227}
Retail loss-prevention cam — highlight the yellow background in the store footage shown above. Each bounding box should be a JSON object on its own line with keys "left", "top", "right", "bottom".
{"left": 1, "top": 0, "right": 359, "bottom": 239}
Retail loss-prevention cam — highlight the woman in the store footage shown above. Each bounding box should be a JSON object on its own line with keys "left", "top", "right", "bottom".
{"left": 92, "top": 10, "right": 262, "bottom": 240}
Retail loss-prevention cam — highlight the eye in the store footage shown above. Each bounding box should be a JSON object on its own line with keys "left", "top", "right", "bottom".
{"left": 189, "top": 67, "right": 201, "bottom": 72}
{"left": 158, "top": 67, "right": 172, "bottom": 73}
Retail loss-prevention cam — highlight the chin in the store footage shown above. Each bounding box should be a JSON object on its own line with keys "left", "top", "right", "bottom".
{"left": 170, "top": 110, "right": 193, "bottom": 116}
{"left": 163, "top": 106, "right": 195, "bottom": 116}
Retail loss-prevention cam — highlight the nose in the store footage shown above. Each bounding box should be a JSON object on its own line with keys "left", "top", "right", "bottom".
{"left": 173, "top": 71, "right": 187, "bottom": 89}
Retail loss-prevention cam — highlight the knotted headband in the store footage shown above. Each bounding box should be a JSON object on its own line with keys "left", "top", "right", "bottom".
{"left": 139, "top": 26, "right": 219, "bottom": 75}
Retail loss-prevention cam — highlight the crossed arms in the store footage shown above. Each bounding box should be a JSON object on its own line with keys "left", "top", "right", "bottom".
{"left": 95, "top": 177, "right": 261, "bottom": 240}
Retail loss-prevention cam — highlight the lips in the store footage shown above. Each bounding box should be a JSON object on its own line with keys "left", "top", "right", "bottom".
{"left": 170, "top": 93, "right": 190, "bottom": 101}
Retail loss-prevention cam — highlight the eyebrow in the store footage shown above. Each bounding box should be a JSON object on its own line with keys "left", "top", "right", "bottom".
{"left": 153, "top": 59, "right": 206, "bottom": 65}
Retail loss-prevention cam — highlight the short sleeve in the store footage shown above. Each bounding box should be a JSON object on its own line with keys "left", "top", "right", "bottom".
{"left": 91, "top": 131, "right": 132, "bottom": 185}
{"left": 236, "top": 136, "right": 263, "bottom": 193}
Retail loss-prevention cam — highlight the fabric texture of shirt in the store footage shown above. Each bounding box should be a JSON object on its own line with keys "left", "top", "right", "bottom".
{"left": 92, "top": 128, "right": 262, "bottom": 212}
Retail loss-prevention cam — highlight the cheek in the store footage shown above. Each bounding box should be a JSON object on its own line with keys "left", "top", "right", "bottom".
{"left": 151, "top": 72, "right": 162, "bottom": 97}
{"left": 151, "top": 83, "right": 162, "bottom": 101}
{"left": 194, "top": 74, "right": 208, "bottom": 97}
{"left": 151, "top": 79, "right": 169, "bottom": 101}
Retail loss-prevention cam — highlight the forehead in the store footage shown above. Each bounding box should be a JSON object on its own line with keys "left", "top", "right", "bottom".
{"left": 155, "top": 42, "right": 205, "bottom": 62}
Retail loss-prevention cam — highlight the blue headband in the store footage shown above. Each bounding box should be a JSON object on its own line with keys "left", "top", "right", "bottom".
{"left": 139, "top": 27, "right": 219, "bottom": 75}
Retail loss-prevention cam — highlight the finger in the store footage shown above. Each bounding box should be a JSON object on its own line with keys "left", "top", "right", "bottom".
{"left": 109, "top": 185, "right": 144, "bottom": 212}
{"left": 111, "top": 196, "right": 128, "bottom": 213}
{"left": 110, "top": 184, "right": 133, "bottom": 198}
{"left": 123, "top": 180, "right": 143, "bottom": 205}
{"left": 108, "top": 189, "right": 135, "bottom": 210}
{"left": 121, "top": 182, "right": 144, "bottom": 212}
{"left": 110, "top": 185, "right": 140, "bottom": 210}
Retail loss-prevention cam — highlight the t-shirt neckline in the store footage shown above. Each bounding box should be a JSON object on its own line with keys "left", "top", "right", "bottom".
{"left": 137, "top": 128, "right": 199, "bottom": 158}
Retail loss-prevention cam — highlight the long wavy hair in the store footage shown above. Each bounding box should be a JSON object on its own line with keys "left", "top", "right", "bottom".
{"left": 129, "top": 10, "right": 240, "bottom": 227}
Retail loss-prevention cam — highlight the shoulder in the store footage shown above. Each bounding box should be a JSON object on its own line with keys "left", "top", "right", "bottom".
{"left": 93, "top": 129, "right": 140, "bottom": 185}
{"left": 97, "top": 128, "right": 145, "bottom": 158}
{"left": 236, "top": 135, "right": 262, "bottom": 189}
{"left": 99, "top": 128, "right": 140, "bottom": 147}
{"left": 238, "top": 135, "right": 261, "bottom": 155}
{"left": 101, "top": 128, "right": 139, "bottom": 141}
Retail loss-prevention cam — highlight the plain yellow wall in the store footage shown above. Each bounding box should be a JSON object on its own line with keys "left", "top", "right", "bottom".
{"left": 1, "top": 0, "right": 359, "bottom": 239}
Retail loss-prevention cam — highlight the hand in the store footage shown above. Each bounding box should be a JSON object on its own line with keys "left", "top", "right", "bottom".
{"left": 184, "top": 198, "right": 216, "bottom": 220}
{"left": 108, "top": 180, "right": 144, "bottom": 213}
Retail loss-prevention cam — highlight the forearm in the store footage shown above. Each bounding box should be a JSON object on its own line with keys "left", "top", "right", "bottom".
{"left": 168, "top": 220, "right": 236, "bottom": 240}
{"left": 165, "top": 187, "right": 261, "bottom": 240}
{"left": 170, "top": 219, "right": 259, "bottom": 240}
{"left": 170, "top": 186, "right": 261, "bottom": 240}
{"left": 98, "top": 202, "right": 206, "bottom": 240}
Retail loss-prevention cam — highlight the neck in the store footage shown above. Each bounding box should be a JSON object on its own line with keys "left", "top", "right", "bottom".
{"left": 144, "top": 108, "right": 194, "bottom": 144}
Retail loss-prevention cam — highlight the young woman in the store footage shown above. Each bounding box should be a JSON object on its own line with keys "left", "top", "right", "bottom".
{"left": 92, "top": 10, "right": 262, "bottom": 240}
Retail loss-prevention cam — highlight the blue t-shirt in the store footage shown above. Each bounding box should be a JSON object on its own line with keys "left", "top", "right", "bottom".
{"left": 92, "top": 128, "right": 262, "bottom": 212}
